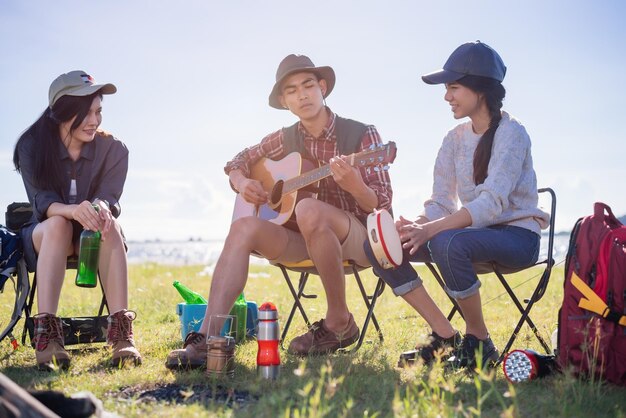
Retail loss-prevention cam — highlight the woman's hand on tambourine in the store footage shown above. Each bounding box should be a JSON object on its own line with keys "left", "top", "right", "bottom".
{"left": 397, "top": 215, "right": 431, "bottom": 255}
{"left": 238, "top": 178, "right": 269, "bottom": 205}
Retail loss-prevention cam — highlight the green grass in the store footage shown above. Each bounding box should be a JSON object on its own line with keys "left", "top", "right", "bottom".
{"left": 1, "top": 263, "right": 625, "bottom": 417}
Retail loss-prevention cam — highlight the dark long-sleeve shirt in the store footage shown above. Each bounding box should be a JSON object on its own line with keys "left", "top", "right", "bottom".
{"left": 16, "top": 131, "right": 129, "bottom": 221}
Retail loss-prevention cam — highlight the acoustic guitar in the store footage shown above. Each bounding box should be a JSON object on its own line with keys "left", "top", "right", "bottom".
{"left": 231, "top": 142, "right": 397, "bottom": 230}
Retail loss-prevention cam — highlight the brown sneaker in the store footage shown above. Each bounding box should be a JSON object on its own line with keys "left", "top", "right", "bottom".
{"left": 33, "top": 313, "right": 70, "bottom": 371}
{"left": 287, "top": 314, "right": 360, "bottom": 356}
{"left": 165, "top": 331, "right": 207, "bottom": 370}
{"left": 107, "top": 310, "right": 142, "bottom": 367}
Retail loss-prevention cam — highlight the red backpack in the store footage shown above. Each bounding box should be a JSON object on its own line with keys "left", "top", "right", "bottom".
{"left": 557, "top": 202, "right": 626, "bottom": 385}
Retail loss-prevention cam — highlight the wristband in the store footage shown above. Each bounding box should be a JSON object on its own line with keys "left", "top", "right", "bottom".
{"left": 92, "top": 198, "right": 110, "bottom": 209}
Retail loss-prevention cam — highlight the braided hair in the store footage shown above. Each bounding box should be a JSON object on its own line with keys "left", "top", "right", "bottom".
{"left": 456, "top": 75, "right": 506, "bottom": 185}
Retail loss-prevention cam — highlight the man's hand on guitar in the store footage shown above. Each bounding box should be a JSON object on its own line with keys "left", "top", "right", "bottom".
{"left": 330, "top": 156, "right": 365, "bottom": 191}
{"left": 238, "top": 178, "right": 269, "bottom": 205}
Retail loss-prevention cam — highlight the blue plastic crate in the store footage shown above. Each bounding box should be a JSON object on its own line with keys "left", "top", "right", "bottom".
{"left": 176, "top": 303, "right": 207, "bottom": 341}
{"left": 176, "top": 301, "right": 258, "bottom": 341}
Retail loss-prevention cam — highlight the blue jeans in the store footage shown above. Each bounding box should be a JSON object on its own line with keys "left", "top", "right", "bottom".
{"left": 363, "top": 225, "right": 540, "bottom": 299}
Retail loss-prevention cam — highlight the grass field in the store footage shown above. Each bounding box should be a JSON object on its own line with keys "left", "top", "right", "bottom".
{"left": 1, "top": 262, "right": 625, "bottom": 417}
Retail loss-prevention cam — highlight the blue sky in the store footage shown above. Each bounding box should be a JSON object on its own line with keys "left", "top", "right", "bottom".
{"left": 1, "top": 1, "right": 625, "bottom": 241}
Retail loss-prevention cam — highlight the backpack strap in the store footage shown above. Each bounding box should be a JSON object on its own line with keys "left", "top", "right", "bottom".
{"left": 594, "top": 202, "right": 622, "bottom": 228}
{"left": 572, "top": 271, "right": 626, "bottom": 326}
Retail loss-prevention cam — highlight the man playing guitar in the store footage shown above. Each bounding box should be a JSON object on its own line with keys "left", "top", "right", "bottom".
{"left": 166, "top": 54, "right": 393, "bottom": 368}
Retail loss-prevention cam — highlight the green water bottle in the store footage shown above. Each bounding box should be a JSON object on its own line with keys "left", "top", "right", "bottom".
{"left": 173, "top": 280, "right": 208, "bottom": 304}
{"left": 75, "top": 229, "right": 101, "bottom": 288}
{"left": 229, "top": 293, "right": 248, "bottom": 343}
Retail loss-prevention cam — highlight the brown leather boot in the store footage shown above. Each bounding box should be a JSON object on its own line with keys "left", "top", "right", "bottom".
{"left": 33, "top": 313, "right": 70, "bottom": 371}
{"left": 165, "top": 331, "right": 207, "bottom": 370}
{"left": 107, "top": 309, "right": 142, "bottom": 367}
{"left": 287, "top": 314, "right": 360, "bottom": 356}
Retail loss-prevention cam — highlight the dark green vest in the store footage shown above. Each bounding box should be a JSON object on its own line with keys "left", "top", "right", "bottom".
{"left": 281, "top": 116, "right": 368, "bottom": 157}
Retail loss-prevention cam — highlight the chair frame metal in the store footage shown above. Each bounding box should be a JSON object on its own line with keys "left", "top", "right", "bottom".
{"left": 425, "top": 187, "right": 556, "bottom": 366}
{"left": 276, "top": 260, "right": 386, "bottom": 353}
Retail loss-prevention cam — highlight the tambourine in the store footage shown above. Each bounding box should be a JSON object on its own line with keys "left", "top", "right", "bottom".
{"left": 367, "top": 209, "right": 403, "bottom": 269}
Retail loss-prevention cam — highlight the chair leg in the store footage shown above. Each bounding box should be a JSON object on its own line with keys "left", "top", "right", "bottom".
{"left": 353, "top": 268, "right": 384, "bottom": 339}
{"left": 21, "top": 273, "right": 37, "bottom": 346}
{"left": 345, "top": 277, "right": 386, "bottom": 353}
{"left": 97, "top": 273, "right": 109, "bottom": 316}
{"left": 495, "top": 272, "right": 552, "bottom": 366}
{"left": 279, "top": 269, "right": 312, "bottom": 347}
{"left": 426, "top": 263, "right": 464, "bottom": 321}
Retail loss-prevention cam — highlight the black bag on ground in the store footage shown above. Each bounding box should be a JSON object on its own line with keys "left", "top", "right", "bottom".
{"left": 25, "top": 316, "right": 108, "bottom": 347}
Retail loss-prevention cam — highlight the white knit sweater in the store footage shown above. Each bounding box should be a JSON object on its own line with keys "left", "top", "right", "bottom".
{"left": 423, "top": 111, "right": 549, "bottom": 235}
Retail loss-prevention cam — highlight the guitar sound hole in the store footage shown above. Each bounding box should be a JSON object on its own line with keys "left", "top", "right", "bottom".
{"left": 270, "top": 181, "right": 284, "bottom": 206}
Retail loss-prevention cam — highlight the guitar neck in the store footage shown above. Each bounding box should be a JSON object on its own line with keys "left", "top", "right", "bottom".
{"left": 281, "top": 143, "right": 397, "bottom": 196}
{"left": 282, "top": 154, "right": 362, "bottom": 194}
{"left": 283, "top": 165, "right": 331, "bottom": 194}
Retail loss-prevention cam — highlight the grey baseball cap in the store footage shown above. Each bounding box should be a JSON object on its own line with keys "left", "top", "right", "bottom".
{"left": 422, "top": 41, "right": 507, "bottom": 85}
{"left": 48, "top": 70, "right": 116, "bottom": 107}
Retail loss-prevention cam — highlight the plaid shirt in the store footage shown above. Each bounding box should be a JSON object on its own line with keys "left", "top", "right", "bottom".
{"left": 224, "top": 109, "right": 393, "bottom": 221}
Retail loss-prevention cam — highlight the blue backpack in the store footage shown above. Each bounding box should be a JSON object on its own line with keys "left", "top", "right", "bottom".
{"left": 0, "top": 224, "right": 29, "bottom": 346}
{"left": 0, "top": 225, "right": 21, "bottom": 287}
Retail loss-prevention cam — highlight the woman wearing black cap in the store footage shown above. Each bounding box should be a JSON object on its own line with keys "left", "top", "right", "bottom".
{"left": 364, "top": 41, "right": 549, "bottom": 370}
{"left": 13, "top": 71, "right": 141, "bottom": 370}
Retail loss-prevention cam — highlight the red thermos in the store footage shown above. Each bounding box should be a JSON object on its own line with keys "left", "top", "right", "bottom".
{"left": 257, "top": 302, "right": 280, "bottom": 379}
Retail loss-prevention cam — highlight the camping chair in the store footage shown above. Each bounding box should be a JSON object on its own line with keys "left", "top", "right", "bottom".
{"left": 424, "top": 187, "right": 557, "bottom": 366}
{"left": 275, "top": 259, "right": 386, "bottom": 353}
{"left": 4, "top": 203, "right": 109, "bottom": 348}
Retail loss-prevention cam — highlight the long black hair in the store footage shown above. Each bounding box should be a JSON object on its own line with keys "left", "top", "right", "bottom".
{"left": 456, "top": 75, "right": 506, "bottom": 185}
{"left": 13, "top": 92, "right": 102, "bottom": 194}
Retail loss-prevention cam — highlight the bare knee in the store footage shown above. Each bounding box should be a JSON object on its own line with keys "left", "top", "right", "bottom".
{"left": 226, "top": 217, "right": 266, "bottom": 250}
{"left": 42, "top": 216, "right": 73, "bottom": 241}
{"left": 101, "top": 218, "right": 125, "bottom": 249}
{"left": 295, "top": 199, "right": 330, "bottom": 236}
{"left": 32, "top": 216, "right": 73, "bottom": 256}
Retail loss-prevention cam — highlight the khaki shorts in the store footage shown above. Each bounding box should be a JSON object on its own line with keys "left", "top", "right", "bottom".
{"left": 266, "top": 212, "right": 370, "bottom": 267}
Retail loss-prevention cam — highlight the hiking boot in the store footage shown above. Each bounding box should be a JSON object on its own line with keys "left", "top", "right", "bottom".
{"left": 446, "top": 334, "right": 499, "bottom": 370}
{"left": 165, "top": 331, "right": 208, "bottom": 370}
{"left": 398, "top": 330, "right": 462, "bottom": 367}
{"left": 33, "top": 313, "right": 70, "bottom": 371}
{"left": 287, "top": 314, "right": 359, "bottom": 356}
{"left": 107, "top": 310, "right": 142, "bottom": 367}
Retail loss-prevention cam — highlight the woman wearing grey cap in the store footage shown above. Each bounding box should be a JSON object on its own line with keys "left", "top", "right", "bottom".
{"left": 13, "top": 71, "right": 142, "bottom": 370}
{"left": 364, "top": 41, "right": 549, "bottom": 370}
